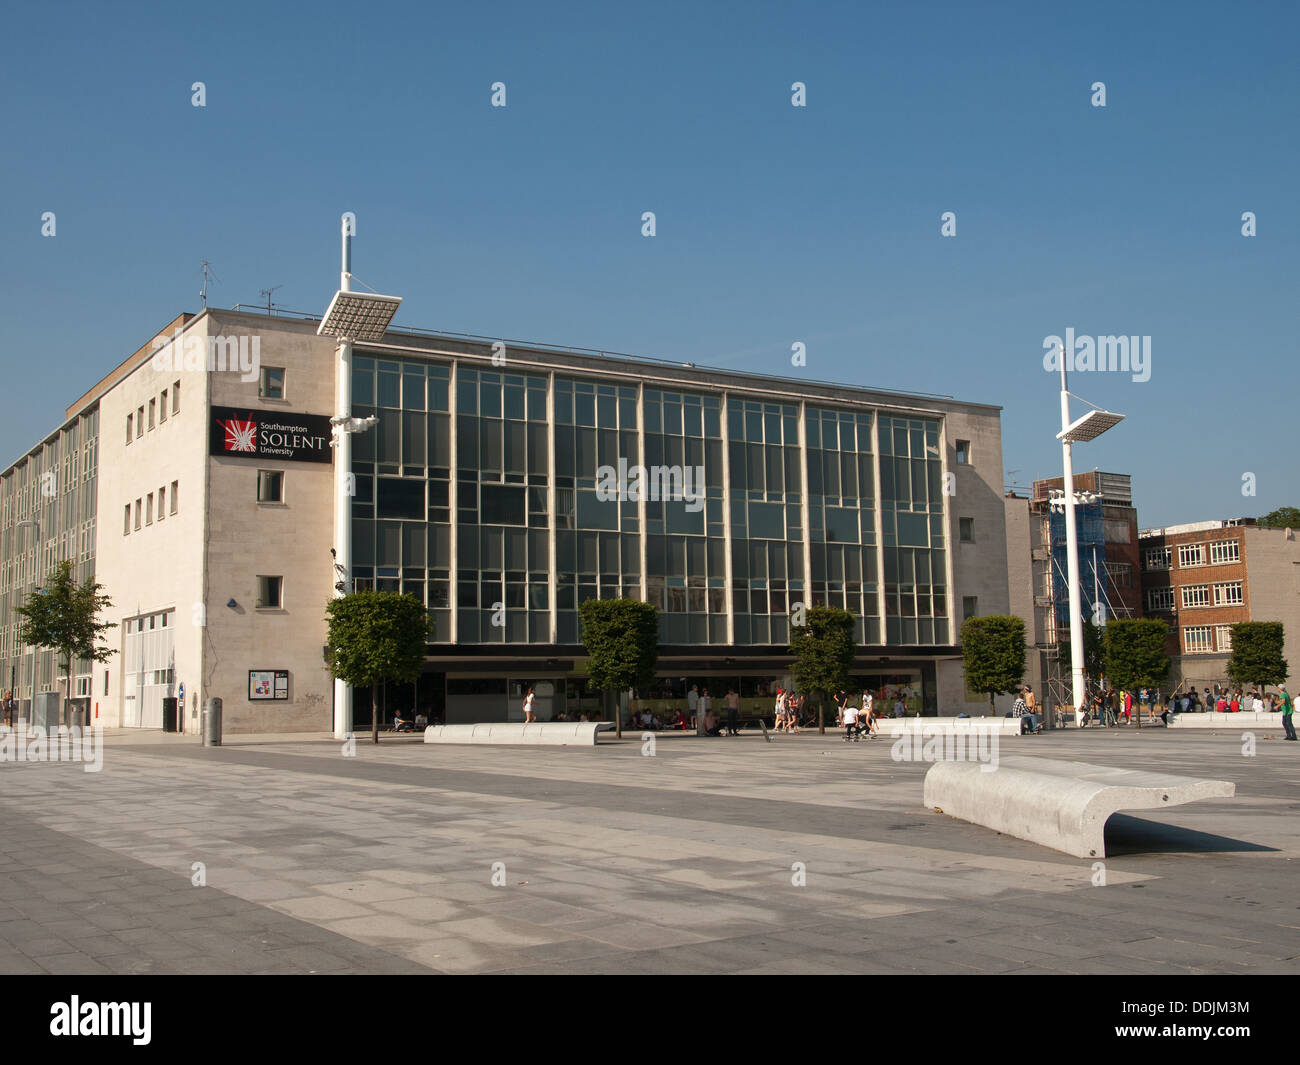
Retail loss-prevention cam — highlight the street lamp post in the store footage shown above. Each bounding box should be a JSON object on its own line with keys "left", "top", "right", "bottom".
{"left": 318, "top": 216, "right": 402, "bottom": 740}
{"left": 1054, "top": 347, "right": 1125, "bottom": 724}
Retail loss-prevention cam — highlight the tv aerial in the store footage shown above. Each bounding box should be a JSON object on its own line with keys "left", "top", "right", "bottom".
{"left": 259, "top": 285, "right": 283, "bottom": 315}
{"left": 199, "top": 260, "right": 221, "bottom": 308}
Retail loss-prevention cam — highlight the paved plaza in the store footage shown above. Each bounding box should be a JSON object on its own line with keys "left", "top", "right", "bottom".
{"left": 1, "top": 725, "right": 1298, "bottom": 975}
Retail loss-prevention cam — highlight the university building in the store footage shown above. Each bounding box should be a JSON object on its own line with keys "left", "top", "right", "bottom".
{"left": 0, "top": 306, "right": 1012, "bottom": 732}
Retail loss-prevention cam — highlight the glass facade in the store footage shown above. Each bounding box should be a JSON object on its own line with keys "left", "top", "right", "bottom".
{"left": 349, "top": 354, "right": 954, "bottom": 650}
{"left": 879, "top": 415, "right": 949, "bottom": 646}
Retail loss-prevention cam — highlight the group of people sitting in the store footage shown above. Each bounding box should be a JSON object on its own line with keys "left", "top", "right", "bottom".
{"left": 390, "top": 710, "right": 431, "bottom": 733}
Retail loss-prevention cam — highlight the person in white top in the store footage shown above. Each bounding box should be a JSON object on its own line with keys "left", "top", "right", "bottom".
{"left": 858, "top": 690, "right": 875, "bottom": 737}
{"left": 842, "top": 702, "right": 859, "bottom": 742}
{"left": 523, "top": 687, "right": 536, "bottom": 723}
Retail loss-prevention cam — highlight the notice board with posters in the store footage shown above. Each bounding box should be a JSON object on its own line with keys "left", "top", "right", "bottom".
{"left": 249, "top": 670, "right": 290, "bottom": 701}
{"left": 211, "top": 407, "right": 332, "bottom": 463}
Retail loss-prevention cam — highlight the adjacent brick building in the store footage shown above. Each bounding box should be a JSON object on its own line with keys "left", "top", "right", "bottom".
{"left": 1139, "top": 519, "right": 1300, "bottom": 690}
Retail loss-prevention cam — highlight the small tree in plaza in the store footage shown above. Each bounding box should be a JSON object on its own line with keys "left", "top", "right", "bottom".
{"left": 16, "top": 560, "right": 115, "bottom": 717}
{"left": 579, "top": 598, "right": 660, "bottom": 739}
{"left": 1102, "top": 618, "right": 1170, "bottom": 728}
{"left": 789, "top": 604, "right": 856, "bottom": 735}
{"left": 961, "top": 616, "right": 1026, "bottom": 717}
{"left": 1226, "top": 622, "right": 1287, "bottom": 693}
{"left": 325, "top": 591, "right": 432, "bottom": 744}
{"left": 1059, "top": 616, "right": 1104, "bottom": 684}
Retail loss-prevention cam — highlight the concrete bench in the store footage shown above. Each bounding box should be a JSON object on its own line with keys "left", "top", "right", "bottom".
{"left": 923, "top": 755, "right": 1235, "bottom": 858}
{"left": 1169, "top": 712, "right": 1285, "bottom": 729}
{"left": 885, "top": 716, "right": 1026, "bottom": 736}
{"left": 423, "top": 722, "right": 612, "bottom": 746}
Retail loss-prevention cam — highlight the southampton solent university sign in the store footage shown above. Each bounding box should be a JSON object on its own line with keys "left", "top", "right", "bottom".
{"left": 210, "top": 407, "right": 332, "bottom": 463}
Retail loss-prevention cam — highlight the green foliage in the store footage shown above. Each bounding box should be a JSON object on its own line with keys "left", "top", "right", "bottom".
{"left": 578, "top": 598, "right": 659, "bottom": 693}
{"left": 1226, "top": 622, "right": 1287, "bottom": 689}
{"left": 1257, "top": 506, "right": 1300, "bottom": 529}
{"left": 325, "top": 591, "right": 432, "bottom": 689}
{"left": 1102, "top": 618, "right": 1170, "bottom": 690}
{"left": 16, "top": 560, "right": 115, "bottom": 694}
{"left": 961, "top": 616, "right": 1026, "bottom": 710}
{"left": 1059, "top": 617, "right": 1104, "bottom": 679}
{"left": 789, "top": 605, "right": 856, "bottom": 701}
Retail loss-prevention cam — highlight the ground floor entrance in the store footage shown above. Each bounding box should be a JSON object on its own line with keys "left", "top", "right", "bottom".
{"left": 376, "top": 652, "right": 943, "bottom": 726}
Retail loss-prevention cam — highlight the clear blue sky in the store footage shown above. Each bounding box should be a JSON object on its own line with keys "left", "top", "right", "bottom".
{"left": 2, "top": 0, "right": 1296, "bottom": 527}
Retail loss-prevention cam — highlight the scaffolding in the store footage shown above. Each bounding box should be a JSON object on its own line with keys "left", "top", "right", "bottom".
{"left": 1032, "top": 498, "right": 1135, "bottom": 718}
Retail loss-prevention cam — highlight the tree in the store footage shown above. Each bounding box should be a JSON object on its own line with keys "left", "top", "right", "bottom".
{"left": 961, "top": 616, "right": 1026, "bottom": 716}
{"left": 1227, "top": 622, "right": 1287, "bottom": 692}
{"left": 1059, "top": 617, "right": 1104, "bottom": 682}
{"left": 1103, "top": 618, "right": 1170, "bottom": 727}
{"left": 578, "top": 598, "right": 659, "bottom": 739}
{"left": 16, "top": 560, "right": 115, "bottom": 722}
{"left": 789, "top": 605, "right": 856, "bottom": 734}
{"left": 325, "top": 591, "right": 432, "bottom": 743}
{"left": 1257, "top": 507, "right": 1300, "bottom": 529}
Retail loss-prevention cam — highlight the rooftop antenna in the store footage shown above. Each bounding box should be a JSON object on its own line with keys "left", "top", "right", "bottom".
{"left": 199, "top": 260, "right": 220, "bottom": 308}
{"left": 259, "top": 285, "right": 283, "bottom": 315}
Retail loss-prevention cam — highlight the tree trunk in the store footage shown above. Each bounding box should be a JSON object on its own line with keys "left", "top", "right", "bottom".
{"left": 989, "top": 691, "right": 995, "bottom": 718}
{"left": 373, "top": 678, "right": 384, "bottom": 745}
{"left": 613, "top": 689, "right": 621, "bottom": 739}
{"left": 817, "top": 696, "right": 824, "bottom": 735}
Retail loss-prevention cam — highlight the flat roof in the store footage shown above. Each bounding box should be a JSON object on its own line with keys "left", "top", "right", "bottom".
{"left": 1139, "top": 519, "right": 1258, "bottom": 538}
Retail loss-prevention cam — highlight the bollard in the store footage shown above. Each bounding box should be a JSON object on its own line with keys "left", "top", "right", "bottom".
{"left": 202, "top": 697, "right": 223, "bottom": 747}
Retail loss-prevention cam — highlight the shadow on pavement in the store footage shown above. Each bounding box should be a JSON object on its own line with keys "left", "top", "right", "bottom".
{"left": 1104, "top": 813, "right": 1275, "bottom": 855}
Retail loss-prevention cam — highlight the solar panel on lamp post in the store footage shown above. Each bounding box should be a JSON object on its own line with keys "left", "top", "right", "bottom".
{"left": 1053, "top": 347, "right": 1125, "bottom": 725}
{"left": 319, "top": 218, "right": 402, "bottom": 739}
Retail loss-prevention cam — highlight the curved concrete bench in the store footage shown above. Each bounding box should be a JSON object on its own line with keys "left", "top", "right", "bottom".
{"left": 923, "top": 755, "right": 1235, "bottom": 858}
{"left": 423, "top": 722, "right": 611, "bottom": 746}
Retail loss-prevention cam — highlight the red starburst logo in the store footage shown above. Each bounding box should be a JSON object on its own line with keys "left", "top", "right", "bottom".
{"left": 221, "top": 417, "right": 258, "bottom": 453}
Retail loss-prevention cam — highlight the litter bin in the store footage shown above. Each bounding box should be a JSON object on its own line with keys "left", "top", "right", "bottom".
{"left": 202, "top": 697, "right": 222, "bottom": 747}
{"left": 162, "top": 697, "right": 178, "bottom": 733}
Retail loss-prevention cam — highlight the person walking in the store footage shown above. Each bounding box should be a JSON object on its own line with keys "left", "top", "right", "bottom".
{"left": 687, "top": 684, "right": 700, "bottom": 728}
{"left": 522, "top": 686, "right": 536, "bottom": 723}
{"left": 1280, "top": 685, "right": 1296, "bottom": 741}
